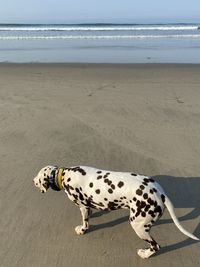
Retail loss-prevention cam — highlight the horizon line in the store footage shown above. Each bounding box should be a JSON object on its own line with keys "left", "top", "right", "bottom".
{"left": 0, "top": 21, "right": 200, "bottom": 26}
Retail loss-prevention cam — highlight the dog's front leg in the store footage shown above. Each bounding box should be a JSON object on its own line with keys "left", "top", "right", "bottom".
{"left": 75, "top": 206, "right": 90, "bottom": 235}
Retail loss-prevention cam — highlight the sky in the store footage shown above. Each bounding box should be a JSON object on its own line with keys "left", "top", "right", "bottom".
{"left": 0, "top": 0, "right": 200, "bottom": 24}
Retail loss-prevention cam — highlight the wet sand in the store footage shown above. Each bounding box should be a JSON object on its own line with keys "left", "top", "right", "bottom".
{"left": 0, "top": 63, "right": 199, "bottom": 266}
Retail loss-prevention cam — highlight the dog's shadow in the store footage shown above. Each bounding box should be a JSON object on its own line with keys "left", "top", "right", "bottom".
{"left": 89, "top": 176, "right": 200, "bottom": 256}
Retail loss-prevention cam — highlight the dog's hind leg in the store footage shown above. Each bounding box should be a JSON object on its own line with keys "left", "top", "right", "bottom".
{"left": 75, "top": 206, "right": 91, "bottom": 235}
{"left": 129, "top": 213, "right": 160, "bottom": 258}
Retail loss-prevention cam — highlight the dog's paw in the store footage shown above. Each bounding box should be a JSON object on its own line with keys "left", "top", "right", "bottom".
{"left": 137, "top": 249, "right": 155, "bottom": 259}
{"left": 75, "top": 225, "right": 86, "bottom": 235}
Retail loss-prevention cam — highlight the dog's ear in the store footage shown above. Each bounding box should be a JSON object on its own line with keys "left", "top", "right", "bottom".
{"left": 42, "top": 177, "right": 50, "bottom": 192}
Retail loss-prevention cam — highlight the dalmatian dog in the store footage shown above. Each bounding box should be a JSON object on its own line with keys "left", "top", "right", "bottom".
{"left": 33, "top": 165, "right": 199, "bottom": 259}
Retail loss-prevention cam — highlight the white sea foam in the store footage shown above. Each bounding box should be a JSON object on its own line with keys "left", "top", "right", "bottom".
{"left": 0, "top": 26, "right": 198, "bottom": 31}
{"left": 0, "top": 35, "right": 200, "bottom": 40}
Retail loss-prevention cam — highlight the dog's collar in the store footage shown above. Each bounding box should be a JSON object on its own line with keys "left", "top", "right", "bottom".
{"left": 49, "top": 167, "right": 63, "bottom": 191}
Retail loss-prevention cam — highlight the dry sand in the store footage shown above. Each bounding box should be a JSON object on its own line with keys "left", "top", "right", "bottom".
{"left": 0, "top": 63, "right": 199, "bottom": 267}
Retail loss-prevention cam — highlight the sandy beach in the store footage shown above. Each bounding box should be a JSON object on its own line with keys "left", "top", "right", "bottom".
{"left": 0, "top": 63, "right": 199, "bottom": 266}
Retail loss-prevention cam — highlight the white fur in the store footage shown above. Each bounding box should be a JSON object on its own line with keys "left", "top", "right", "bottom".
{"left": 33, "top": 165, "right": 199, "bottom": 258}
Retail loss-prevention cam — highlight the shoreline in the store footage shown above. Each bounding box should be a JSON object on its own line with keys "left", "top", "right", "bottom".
{"left": 1, "top": 62, "right": 200, "bottom": 66}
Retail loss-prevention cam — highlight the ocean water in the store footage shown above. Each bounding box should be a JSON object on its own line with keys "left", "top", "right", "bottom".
{"left": 0, "top": 23, "right": 200, "bottom": 63}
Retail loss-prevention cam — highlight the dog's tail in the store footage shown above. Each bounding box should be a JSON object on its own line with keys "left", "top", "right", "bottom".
{"left": 164, "top": 195, "right": 199, "bottom": 241}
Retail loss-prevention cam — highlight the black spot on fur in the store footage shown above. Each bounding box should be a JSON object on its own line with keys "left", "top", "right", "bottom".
{"left": 108, "top": 188, "right": 113, "bottom": 194}
{"left": 72, "top": 194, "right": 78, "bottom": 200}
{"left": 150, "top": 189, "right": 154, "bottom": 194}
{"left": 103, "top": 172, "right": 110, "bottom": 179}
{"left": 147, "top": 198, "right": 154, "bottom": 205}
{"left": 107, "top": 201, "right": 118, "bottom": 210}
{"left": 135, "top": 210, "right": 140, "bottom": 217}
{"left": 136, "top": 200, "right": 140, "bottom": 207}
{"left": 74, "top": 188, "right": 84, "bottom": 201}
{"left": 97, "top": 171, "right": 102, "bottom": 174}
{"left": 42, "top": 182, "right": 48, "bottom": 190}
{"left": 79, "top": 193, "right": 84, "bottom": 201}
{"left": 75, "top": 188, "right": 80, "bottom": 193}
{"left": 131, "top": 173, "right": 137, "bottom": 176}
{"left": 153, "top": 188, "right": 157, "bottom": 193}
{"left": 141, "top": 211, "right": 146, "bottom": 217}
{"left": 107, "top": 180, "right": 112, "bottom": 186}
{"left": 148, "top": 210, "right": 156, "bottom": 218}
{"left": 118, "top": 181, "right": 124, "bottom": 188}
{"left": 69, "top": 167, "right": 86, "bottom": 176}
{"left": 143, "top": 193, "right": 148, "bottom": 199}
{"left": 90, "top": 200, "right": 104, "bottom": 208}
{"left": 97, "top": 175, "right": 102, "bottom": 180}
{"left": 95, "top": 189, "right": 100, "bottom": 194}
{"left": 67, "top": 178, "right": 71, "bottom": 182}
{"left": 89, "top": 183, "right": 93, "bottom": 188}
{"left": 145, "top": 205, "right": 150, "bottom": 212}
{"left": 140, "top": 185, "right": 145, "bottom": 190}
{"left": 140, "top": 201, "right": 146, "bottom": 209}
{"left": 136, "top": 189, "right": 143, "bottom": 196}
{"left": 154, "top": 205, "right": 162, "bottom": 216}
{"left": 63, "top": 184, "right": 74, "bottom": 195}
{"left": 70, "top": 185, "right": 74, "bottom": 190}
{"left": 161, "top": 194, "right": 165, "bottom": 203}
{"left": 111, "top": 184, "right": 115, "bottom": 190}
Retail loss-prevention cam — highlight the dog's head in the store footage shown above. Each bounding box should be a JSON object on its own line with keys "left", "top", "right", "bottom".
{"left": 33, "top": 166, "right": 57, "bottom": 193}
